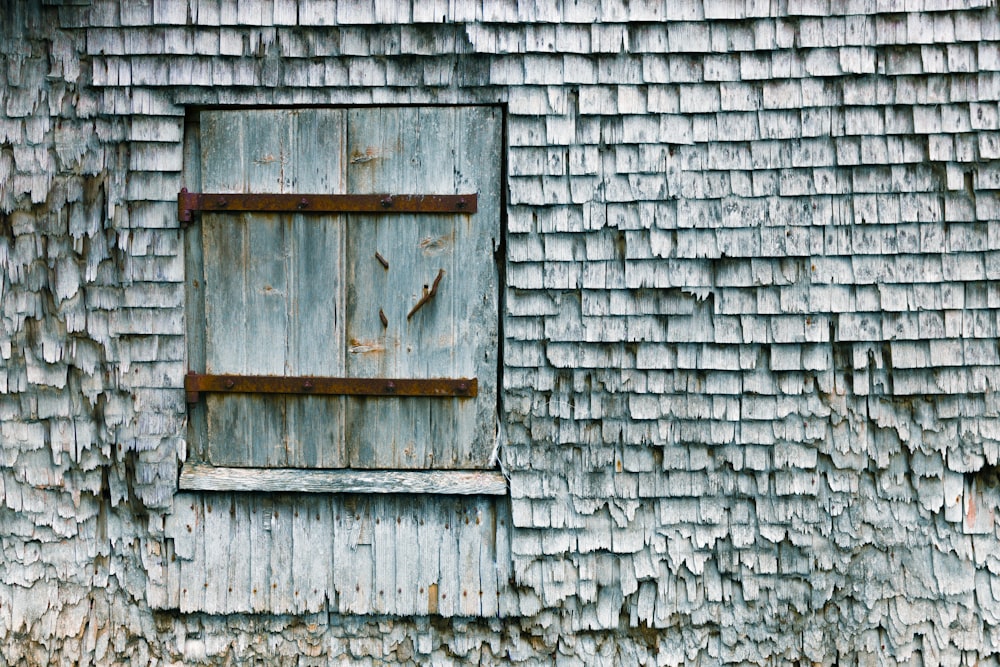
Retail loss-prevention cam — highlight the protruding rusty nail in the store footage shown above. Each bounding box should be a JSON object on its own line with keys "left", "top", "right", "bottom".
{"left": 406, "top": 269, "right": 445, "bottom": 320}
{"left": 380, "top": 197, "right": 393, "bottom": 208}
{"left": 385, "top": 381, "right": 396, "bottom": 393}
{"left": 379, "top": 308, "right": 388, "bottom": 328}
{"left": 216, "top": 199, "right": 228, "bottom": 208}
{"left": 303, "top": 380, "right": 314, "bottom": 390}
{"left": 298, "top": 198, "right": 309, "bottom": 209}
{"left": 375, "top": 252, "right": 389, "bottom": 269}
{"left": 224, "top": 379, "right": 235, "bottom": 389}
{"left": 457, "top": 382, "right": 469, "bottom": 392}
{"left": 456, "top": 198, "right": 466, "bottom": 209}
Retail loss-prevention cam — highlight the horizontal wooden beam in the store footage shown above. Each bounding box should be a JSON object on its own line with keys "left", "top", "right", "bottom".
{"left": 178, "top": 189, "right": 477, "bottom": 224}
{"left": 179, "top": 464, "right": 508, "bottom": 496}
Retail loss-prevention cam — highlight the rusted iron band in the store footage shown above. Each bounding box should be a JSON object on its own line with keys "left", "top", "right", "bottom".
{"left": 185, "top": 371, "right": 477, "bottom": 403}
{"left": 178, "top": 189, "right": 477, "bottom": 224}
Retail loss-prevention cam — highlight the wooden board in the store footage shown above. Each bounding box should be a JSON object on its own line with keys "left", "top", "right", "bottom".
{"left": 158, "top": 493, "right": 511, "bottom": 617}
{"left": 344, "top": 106, "right": 501, "bottom": 469}
{"left": 179, "top": 463, "right": 508, "bottom": 495}
{"left": 192, "top": 106, "right": 499, "bottom": 471}
{"left": 182, "top": 117, "right": 208, "bottom": 463}
{"left": 199, "top": 109, "right": 347, "bottom": 468}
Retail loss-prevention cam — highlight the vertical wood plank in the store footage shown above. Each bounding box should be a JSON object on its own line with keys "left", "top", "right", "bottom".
{"left": 476, "top": 498, "right": 499, "bottom": 617}
{"left": 334, "top": 497, "right": 373, "bottom": 614}
{"left": 178, "top": 496, "right": 207, "bottom": 613}
{"left": 200, "top": 111, "right": 247, "bottom": 192}
{"left": 245, "top": 214, "right": 289, "bottom": 466}
{"left": 202, "top": 212, "right": 251, "bottom": 465}
{"left": 183, "top": 117, "right": 209, "bottom": 463}
{"left": 268, "top": 497, "right": 294, "bottom": 613}
{"left": 145, "top": 542, "right": 168, "bottom": 611}
{"left": 201, "top": 110, "right": 255, "bottom": 467}
{"left": 291, "top": 495, "right": 332, "bottom": 613}
{"left": 457, "top": 500, "right": 484, "bottom": 616}
{"left": 413, "top": 109, "right": 465, "bottom": 469}
{"left": 436, "top": 501, "right": 460, "bottom": 616}
{"left": 162, "top": 539, "right": 181, "bottom": 610}
{"left": 286, "top": 110, "right": 348, "bottom": 468}
{"left": 249, "top": 495, "right": 273, "bottom": 613}
{"left": 453, "top": 107, "right": 503, "bottom": 468}
{"left": 344, "top": 107, "right": 403, "bottom": 468}
{"left": 331, "top": 498, "right": 349, "bottom": 613}
{"left": 201, "top": 494, "right": 231, "bottom": 614}
{"left": 496, "top": 498, "right": 517, "bottom": 616}
{"left": 393, "top": 499, "right": 419, "bottom": 614}
{"left": 164, "top": 494, "right": 197, "bottom": 610}
{"left": 287, "top": 214, "right": 347, "bottom": 467}
{"left": 199, "top": 110, "right": 347, "bottom": 468}
{"left": 346, "top": 107, "right": 460, "bottom": 468}
{"left": 345, "top": 107, "right": 500, "bottom": 469}
{"left": 238, "top": 111, "right": 293, "bottom": 468}
{"left": 225, "top": 495, "right": 252, "bottom": 613}
{"left": 372, "top": 496, "right": 396, "bottom": 615}
{"left": 324, "top": 496, "right": 337, "bottom": 611}
{"left": 346, "top": 544, "right": 375, "bottom": 615}
{"left": 415, "top": 500, "right": 441, "bottom": 616}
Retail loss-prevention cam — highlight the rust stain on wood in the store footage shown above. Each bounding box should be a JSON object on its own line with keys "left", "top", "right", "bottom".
{"left": 349, "top": 339, "right": 385, "bottom": 354}
{"left": 427, "top": 582, "right": 439, "bottom": 615}
{"left": 350, "top": 146, "right": 387, "bottom": 163}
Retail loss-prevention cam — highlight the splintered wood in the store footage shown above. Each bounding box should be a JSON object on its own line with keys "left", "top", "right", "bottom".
{"left": 161, "top": 493, "right": 513, "bottom": 617}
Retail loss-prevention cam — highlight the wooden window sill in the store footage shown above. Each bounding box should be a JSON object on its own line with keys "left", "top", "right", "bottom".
{"left": 179, "top": 463, "right": 507, "bottom": 495}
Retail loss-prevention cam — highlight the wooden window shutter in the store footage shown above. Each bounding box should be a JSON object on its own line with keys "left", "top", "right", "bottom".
{"left": 183, "top": 108, "right": 502, "bottom": 489}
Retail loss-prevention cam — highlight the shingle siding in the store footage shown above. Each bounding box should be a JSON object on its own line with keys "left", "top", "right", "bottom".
{"left": 4, "top": 0, "right": 1000, "bottom": 664}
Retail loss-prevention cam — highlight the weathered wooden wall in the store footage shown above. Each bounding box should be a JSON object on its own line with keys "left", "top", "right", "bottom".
{"left": 3, "top": 0, "right": 1000, "bottom": 664}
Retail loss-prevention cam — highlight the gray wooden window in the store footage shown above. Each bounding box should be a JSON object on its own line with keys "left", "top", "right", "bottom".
{"left": 182, "top": 107, "right": 503, "bottom": 493}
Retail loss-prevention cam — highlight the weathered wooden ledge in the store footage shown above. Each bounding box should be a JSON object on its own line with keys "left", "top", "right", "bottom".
{"left": 179, "top": 464, "right": 508, "bottom": 495}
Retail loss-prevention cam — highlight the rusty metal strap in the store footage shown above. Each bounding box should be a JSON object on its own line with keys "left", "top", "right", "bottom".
{"left": 185, "top": 372, "right": 477, "bottom": 403}
{"left": 178, "top": 189, "right": 477, "bottom": 224}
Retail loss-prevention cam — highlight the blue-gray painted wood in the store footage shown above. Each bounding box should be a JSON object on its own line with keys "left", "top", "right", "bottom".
{"left": 345, "top": 106, "right": 501, "bottom": 469}
{"left": 195, "top": 107, "right": 498, "bottom": 471}
{"left": 199, "top": 109, "right": 348, "bottom": 468}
